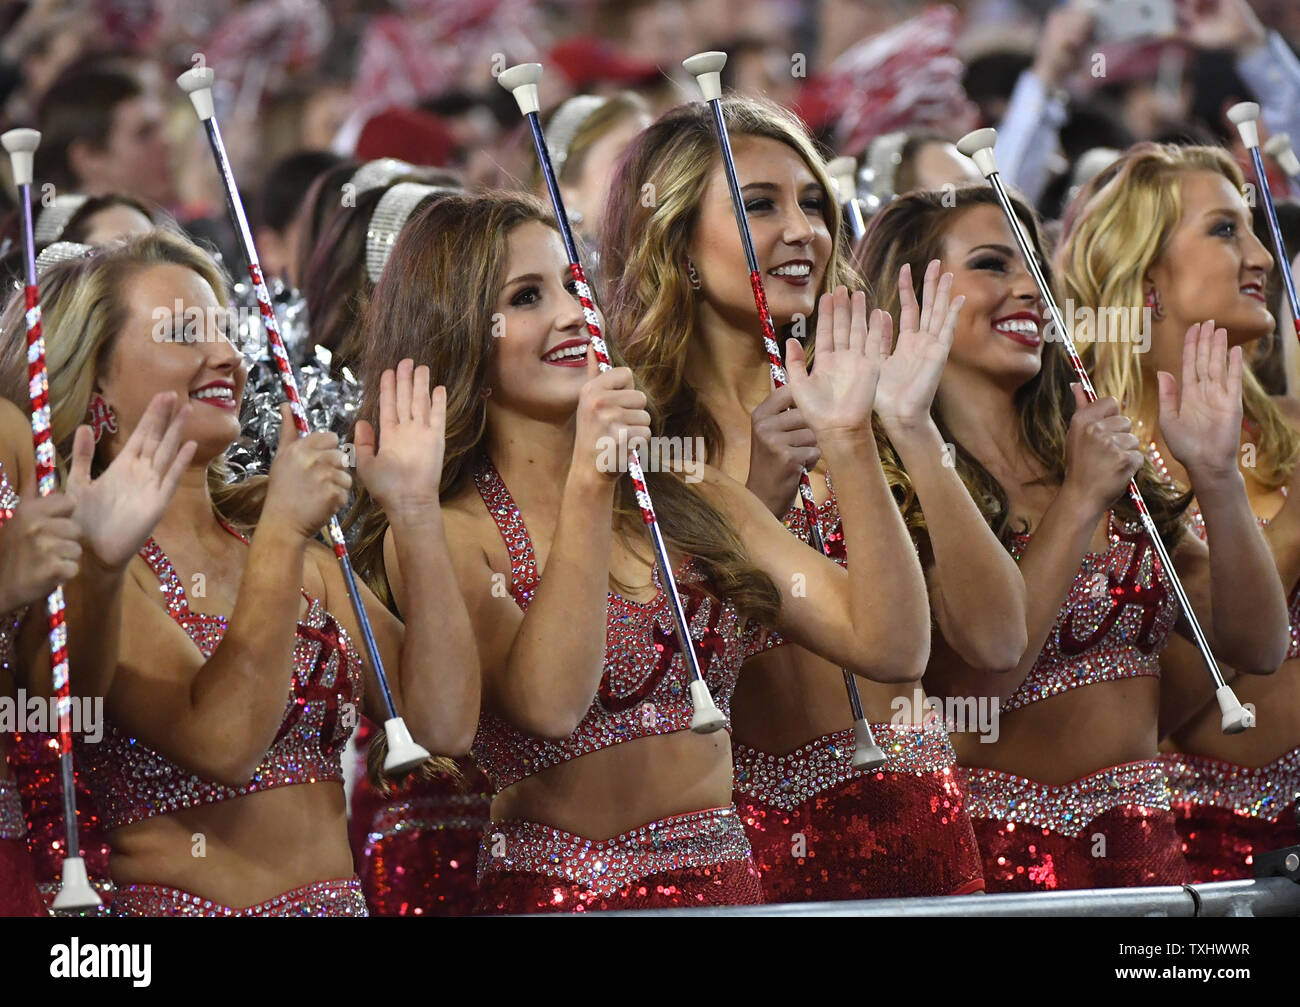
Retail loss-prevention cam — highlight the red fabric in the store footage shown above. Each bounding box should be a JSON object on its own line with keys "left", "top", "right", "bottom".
{"left": 739, "top": 770, "right": 985, "bottom": 902}
{"left": 355, "top": 107, "right": 456, "bottom": 167}
{"left": 0, "top": 837, "right": 46, "bottom": 917}
{"left": 475, "top": 858, "right": 764, "bottom": 914}
{"left": 974, "top": 805, "right": 1190, "bottom": 892}
{"left": 1171, "top": 801, "right": 1300, "bottom": 883}
{"left": 549, "top": 39, "right": 661, "bottom": 90}
{"left": 9, "top": 732, "right": 114, "bottom": 911}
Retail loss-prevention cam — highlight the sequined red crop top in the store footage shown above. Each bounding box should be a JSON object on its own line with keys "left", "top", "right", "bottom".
{"left": 1000, "top": 510, "right": 1179, "bottom": 712}
{"left": 76, "top": 526, "right": 364, "bottom": 830}
{"left": 468, "top": 459, "right": 766, "bottom": 793}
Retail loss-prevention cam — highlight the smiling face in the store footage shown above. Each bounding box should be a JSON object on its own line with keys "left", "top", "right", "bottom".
{"left": 688, "top": 134, "right": 833, "bottom": 330}
{"left": 937, "top": 203, "right": 1047, "bottom": 391}
{"left": 486, "top": 219, "right": 601, "bottom": 422}
{"left": 96, "top": 263, "right": 247, "bottom": 467}
{"left": 1145, "top": 171, "right": 1274, "bottom": 349}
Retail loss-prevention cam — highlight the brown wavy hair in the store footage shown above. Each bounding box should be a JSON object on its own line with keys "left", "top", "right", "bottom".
{"left": 303, "top": 176, "right": 459, "bottom": 378}
{"left": 1059, "top": 142, "right": 1300, "bottom": 490}
{"left": 854, "top": 186, "right": 1189, "bottom": 546}
{"left": 344, "top": 190, "right": 783, "bottom": 786}
{"left": 600, "top": 95, "right": 922, "bottom": 534}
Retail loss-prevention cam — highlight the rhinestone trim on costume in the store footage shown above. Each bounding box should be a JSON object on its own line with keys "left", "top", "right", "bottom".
{"left": 1162, "top": 748, "right": 1300, "bottom": 822}
{"left": 367, "top": 792, "right": 492, "bottom": 841}
{"left": 0, "top": 778, "right": 26, "bottom": 839}
{"left": 732, "top": 720, "right": 958, "bottom": 811}
{"left": 963, "top": 759, "right": 1171, "bottom": 838}
{"left": 77, "top": 531, "right": 364, "bottom": 830}
{"left": 468, "top": 458, "right": 765, "bottom": 793}
{"left": 110, "top": 877, "right": 368, "bottom": 917}
{"left": 1000, "top": 511, "right": 1177, "bottom": 712}
{"left": 476, "top": 805, "right": 752, "bottom": 897}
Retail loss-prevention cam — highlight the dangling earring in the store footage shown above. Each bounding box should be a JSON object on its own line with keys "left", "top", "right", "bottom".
{"left": 1145, "top": 286, "right": 1165, "bottom": 321}
{"left": 86, "top": 393, "right": 117, "bottom": 443}
{"left": 686, "top": 257, "right": 701, "bottom": 291}
{"left": 480, "top": 385, "right": 492, "bottom": 398}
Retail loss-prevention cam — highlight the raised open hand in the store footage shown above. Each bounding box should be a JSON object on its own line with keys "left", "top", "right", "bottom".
{"left": 66, "top": 391, "right": 197, "bottom": 570}
{"left": 1158, "top": 321, "right": 1244, "bottom": 483}
{"left": 354, "top": 358, "right": 447, "bottom": 518}
{"left": 873, "top": 260, "right": 965, "bottom": 434}
{"left": 786, "top": 285, "right": 888, "bottom": 441}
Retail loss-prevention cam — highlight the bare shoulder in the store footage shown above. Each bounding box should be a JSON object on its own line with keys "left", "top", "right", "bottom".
{"left": 0, "top": 396, "right": 32, "bottom": 488}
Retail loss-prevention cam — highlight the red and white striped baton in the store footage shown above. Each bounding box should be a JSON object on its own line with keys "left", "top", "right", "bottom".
{"left": 682, "top": 53, "right": 887, "bottom": 768}
{"left": 0, "top": 127, "right": 101, "bottom": 910}
{"left": 497, "top": 62, "right": 727, "bottom": 733}
{"left": 176, "top": 68, "right": 432, "bottom": 772}
{"left": 957, "top": 126, "right": 1253, "bottom": 734}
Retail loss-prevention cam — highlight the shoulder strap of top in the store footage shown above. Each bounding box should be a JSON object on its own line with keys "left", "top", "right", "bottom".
{"left": 472, "top": 456, "right": 540, "bottom": 611}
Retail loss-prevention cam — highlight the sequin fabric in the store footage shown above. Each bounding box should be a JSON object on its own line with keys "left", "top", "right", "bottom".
{"left": 8, "top": 731, "right": 114, "bottom": 913}
{"left": 965, "top": 760, "right": 1189, "bottom": 891}
{"left": 0, "top": 778, "right": 45, "bottom": 915}
{"left": 469, "top": 458, "right": 764, "bottom": 792}
{"left": 734, "top": 722, "right": 984, "bottom": 900}
{"left": 76, "top": 530, "right": 364, "bottom": 830}
{"left": 475, "top": 805, "right": 762, "bottom": 912}
{"left": 1001, "top": 511, "right": 1178, "bottom": 711}
{"left": 1162, "top": 749, "right": 1300, "bottom": 882}
{"left": 354, "top": 717, "right": 492, "bottom": 916}
{"left": 0, "top": 777, "right": 25, "bottom": 839}
{"left": 110, "top": 877, "right": 369, "bottom": 917}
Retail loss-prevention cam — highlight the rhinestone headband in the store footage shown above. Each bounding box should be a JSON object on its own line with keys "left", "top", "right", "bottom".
{"left": 33, "top": 194, "right": 89, "bottom": 244}
{"left": 365, "top": 183, "right": 456, "bottom": 284}
{"left": 349, "top": 158, "right": 418, "bottom": 195}
{"left": 35, "top": 241, "right": 95, "bottom": 276}
{"left": 545, "top": 95, "right": 607, "bottom": 178}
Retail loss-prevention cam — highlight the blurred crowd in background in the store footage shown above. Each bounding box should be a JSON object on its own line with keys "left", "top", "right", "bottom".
{"left": 0, "top": 0, "right": 1298, "bottom": 287}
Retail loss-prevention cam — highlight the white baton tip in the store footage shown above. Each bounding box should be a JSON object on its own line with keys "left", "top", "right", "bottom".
{"left": 381, "top": 716, "right": 432, "bottom": 774}
{"left": 956, "top": 128, "right": 999, "bottom": 177}
{"left": 688, "top": 679, "right": 727, "bottom": 733}
{"left": 497, "top": 63, "right": 543, "bottom": 116}
{"left": 52, "top": 856, "right": 102, "bottom": 910}
{"left": 826, "top": 156, "right": 858, "bottom": 201}
{"left": 176, "top": 66, "right": 217, "bottom": 120}
{"left": 1216, "top": 685, "right": 1256, "bottom": 734}
{"left": 1, "top": 127, "right": 40, "bottom": 186}
{"left": 1227, "top": 101, "right": 1262, "bottom": 149}
{"left": 683, "top": 51, "right": 727, "bottom": 102}
{"left": 1264, "top": 133, "right": 1300, "bottom": 178}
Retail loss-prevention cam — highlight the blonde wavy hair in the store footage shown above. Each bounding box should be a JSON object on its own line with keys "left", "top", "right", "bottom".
{"left": 0, "top": 230, "right": 265, "bottom": 527}
{"left": 600, "top": 96, "right": 922, "bottom": 533}
{"left": 1060, "top": 142, "right": 1300, "bottom": 489}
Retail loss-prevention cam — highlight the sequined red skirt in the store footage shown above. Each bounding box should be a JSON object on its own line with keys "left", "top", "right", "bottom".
{"left": 8, "top": 732, "right": 114, "bottom": 913}
{"left": 965, "top": 759, "right": 1189, "bottom": 892}
{"left": 356, "top": 762, "right": 492, "bottom": 917}
{"left": 0, "top": 779, "right": 44, "bottom": 917}
{"left": 1162, "top": 749, "right": 1300, "bottom": 882}
{"left": 734, "top": 722, "right": 985, "bottom": 901}
{"left": 474, "top": 805, "right": 764, "bottom": 913}
{"left": 110, "top": 877, "right": 369, "bottom": 917}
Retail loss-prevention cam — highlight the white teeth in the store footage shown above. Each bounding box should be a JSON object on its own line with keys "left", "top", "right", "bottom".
{"left": 770, "top": 263, "right": 811, "bottom": 277}
{"left": 995, "top": 319, "right": 1039, "bottom": 336}
{"left": 192, "top": 387, "right": 233, "bottom": 400}
{"left": 543, "top": 344, "right": 587, "bottom": 362}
